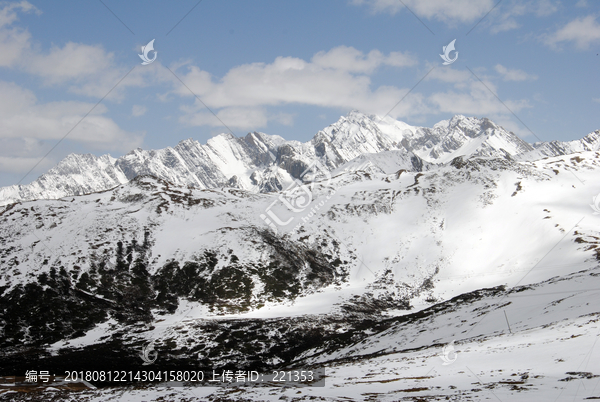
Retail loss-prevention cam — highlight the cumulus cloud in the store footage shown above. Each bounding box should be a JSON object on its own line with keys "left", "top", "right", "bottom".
{"left": 0, "top": 1, "right": 540, "bottom": 146}
{"left": 26, "top": 42, "right": 116, "bottom": 84}
{"left": 542, "top": 15, "right": 600, "bottom": 50}
{"left": 0, "top": 0, "right": 37, "bottom": 67}
{"left": 172, "top": 49, "right": 534, "bottom": 133}
{"left": 0, "top": 1, "right": 145, "bottom": 180}
{"left": 171, "top": 46, "right": 424, "bottom": 129}
{"left": 273, "top": 112, "right": 294, "bottom": 126}
{"left": 427, "top": 67, "right": 472, "bottom": 86}
{"left": 0, "top": 1, "right": 157, "bottom": 99}
{"left": 24, "top": 42, "right": 159, "bottom": 99}
{"left": 0, "top": 81, "right": 143, "bottom": 151}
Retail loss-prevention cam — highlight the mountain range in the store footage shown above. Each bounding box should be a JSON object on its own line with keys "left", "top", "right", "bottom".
{"left": 2, "top": 110, "right": 599, "bottom": 206}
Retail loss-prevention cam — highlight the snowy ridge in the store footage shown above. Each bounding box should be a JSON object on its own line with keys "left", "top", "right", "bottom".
{"left": 2, "top": 111, "right": 598, "bottom": 206}
{"left": 2, "top": 151, "right": 600, "bottom": 309}
{"left": 516, "top": 129, "right": 600, "bottom": 161}
{"left": 0, "top": 153, "right": 128, "bottom": 206}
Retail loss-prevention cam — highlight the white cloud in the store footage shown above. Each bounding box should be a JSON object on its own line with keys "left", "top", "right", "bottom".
{"left": 24, "top": 44, "right": 158, "bottom": 99}
{"left": 171, "top": 46, "right": 426, "bottom": 129}
{"left": 0, "top": 1, "right": 37, "bottom": 67}
{"left": 132, "top": 105, "right": 147, "bottom": 117}
{"left": 0, "top": 2, "right": 156, "bottom": 99}
{"left": 0, "top": 81, "right": 143, "bottom": 151}
{"left": 0, "top": 2, "right": 540, "bottom": 142}
{"left": 490, "top": 0, "right": 558, "bottom": 33}
{"left": 26, "top": 42, "right": 115, "bottom": 84}
{"left": 543, "top": 15, "right": 600, "bottom": 50}
{"left": 351, "top": 0, "right": 495, "bottom": 24}
{"left": 172, "top": 49, "right": 534, "bottom": 132}
{"left": 494, "top": 64, "right": 538, "bottom": 81}
{"left": 534, "top": 0, "right": 559, "bottom": 16}
{"left": 491, "top": 19, "right": 519, "bottom": 33}
{"left": 0, "top": 1, "right": 38, "bottom": 27}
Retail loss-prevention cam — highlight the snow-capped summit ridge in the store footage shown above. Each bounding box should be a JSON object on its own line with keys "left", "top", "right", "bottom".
{"left": 0, "top": 111, "right": 597, "bottom": 205}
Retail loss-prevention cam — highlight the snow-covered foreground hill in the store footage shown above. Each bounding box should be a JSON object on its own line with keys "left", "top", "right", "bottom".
{"left": 4, "top": 266, "right": 600, "bottom": 401}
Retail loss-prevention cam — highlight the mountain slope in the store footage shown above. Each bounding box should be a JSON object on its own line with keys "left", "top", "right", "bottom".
{"left": 2, "top": 150, "right": 600, "bottom": 340}
{"left": 3, "top": 154, "right": 600, "bottom": 399}
{"left": 2, "top": 142, "right": 600, "bottom": 400}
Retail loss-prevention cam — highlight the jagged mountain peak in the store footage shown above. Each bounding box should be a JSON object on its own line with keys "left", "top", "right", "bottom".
{"left": 176, "top": 137, "right": 199, "bottom": 147}
{"left": 310, "top": 111, "right": 400, "bottom": 169}
{"left": 345, "top": 109, "right": 375, "bottom": 121}
{"left": 433, "top": 114, "right": 498, "bottom": 136}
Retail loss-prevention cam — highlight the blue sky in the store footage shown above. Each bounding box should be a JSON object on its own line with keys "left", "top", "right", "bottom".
{"left": 0, "top": 0, "right": 599, "bottom": 187}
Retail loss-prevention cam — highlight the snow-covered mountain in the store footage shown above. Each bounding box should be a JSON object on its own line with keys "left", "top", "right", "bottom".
{"left": 2, "top": 145, "right": 600, "bottom": 399}
{"left": 2, "top": 111, "right": 598, "bottom": 207}
{"left": 3, "top": 113, "right": 600, "bottom": 400}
